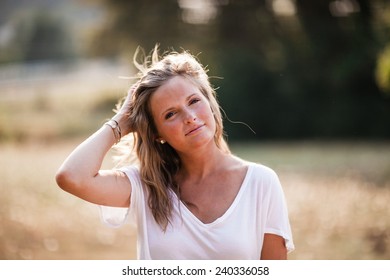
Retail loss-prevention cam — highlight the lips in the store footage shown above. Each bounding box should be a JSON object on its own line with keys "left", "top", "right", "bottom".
{"left": 185, "top": 124, "right": 205, "bottom": 136}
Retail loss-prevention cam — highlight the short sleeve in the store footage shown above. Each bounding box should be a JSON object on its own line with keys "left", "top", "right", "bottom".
{"left": 99, "top": 165, "right": 143, "bottom": 228}
{"left": 264, "top": 170, "right": 295, "bottom": 253}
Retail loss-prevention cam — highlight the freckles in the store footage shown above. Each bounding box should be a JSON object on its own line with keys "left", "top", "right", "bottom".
{"left": 160, "top": 121, "right": 181, "bottom": 137}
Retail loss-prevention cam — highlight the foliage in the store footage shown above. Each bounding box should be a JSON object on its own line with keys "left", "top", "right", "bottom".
{"left": 0, "top": 9, "right": 75, "bottom": 63}
{"left": 1, "top": 1, "right": 389, "bottom": 140}
{"left": 376, "top": 45, "right": 390, "bottom": 94}
{"left": 88, "top": 0, "right": 390, "bottom": 140}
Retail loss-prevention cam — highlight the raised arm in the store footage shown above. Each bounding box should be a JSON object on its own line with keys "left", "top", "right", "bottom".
{"left": 55, "top": 86, "right": 136, "bottom": 207}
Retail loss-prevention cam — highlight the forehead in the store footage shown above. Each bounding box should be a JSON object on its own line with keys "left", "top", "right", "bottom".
{"left": 156, "top": 75, "right": 199, "bottom": 95}
{"left": 150, "top": 76, "right": 201, "bottom": 106}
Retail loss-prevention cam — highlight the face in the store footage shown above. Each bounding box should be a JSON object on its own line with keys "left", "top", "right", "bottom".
{"left": 149, "top": 76, "right": 216, "bottom": 154}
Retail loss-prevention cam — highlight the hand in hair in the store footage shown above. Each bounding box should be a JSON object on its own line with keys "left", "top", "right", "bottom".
{"left": 114, "top": 83, "right": 139, "bottom": 136}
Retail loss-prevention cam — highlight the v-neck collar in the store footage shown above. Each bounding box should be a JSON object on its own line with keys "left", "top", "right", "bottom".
{"left": 172, "top": 163, "right": 253, "bottom": 228}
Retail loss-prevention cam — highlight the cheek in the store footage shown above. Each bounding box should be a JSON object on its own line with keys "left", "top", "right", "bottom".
{"left": 202, "top": 105, "right": 215, "bottom": 123}
{"left": 206, "top": 108, "right": 218, "bottom": 132}
{"left": 157, "top": 121, "right": 181, "bottom": 139}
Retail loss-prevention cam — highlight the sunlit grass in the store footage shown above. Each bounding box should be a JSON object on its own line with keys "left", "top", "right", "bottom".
{"left": 0, "top": 141, "right": 136, "bottom": 259}
{"left": 231, "top": 141, "right": 390, "bottom": 259}
{"left": 1, "top": 140, "right": 389, "bottom": 259}
{"left": 0, "top": 61, "right": 132, "bottom": 142}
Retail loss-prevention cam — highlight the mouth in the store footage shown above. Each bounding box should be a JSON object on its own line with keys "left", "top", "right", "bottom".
{"left": 185, "top": 124, "right": 205, "bottom": 136}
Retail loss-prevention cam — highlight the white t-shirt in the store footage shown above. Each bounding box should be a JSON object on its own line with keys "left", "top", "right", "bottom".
{"left": 100, "top": 162, "right": 294, "bottom": 259}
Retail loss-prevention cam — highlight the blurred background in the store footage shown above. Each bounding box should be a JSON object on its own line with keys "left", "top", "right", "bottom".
{"left": 0, "top": 0, "right": 389, "bottom": 260}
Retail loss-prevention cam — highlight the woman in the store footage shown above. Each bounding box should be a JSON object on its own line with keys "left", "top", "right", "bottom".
{"left": 55, "top": 47, "right": 294, "bottom": 259}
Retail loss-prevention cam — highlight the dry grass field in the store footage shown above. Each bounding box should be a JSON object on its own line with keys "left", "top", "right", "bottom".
{"left": 0, "top": 140, "right": 136, "bottom": 260}
{"left": 232, "top": 142, "right": 390, "bottom": 260}
{"left": 0, "top": 61, "right": 389, "bottom": 260}
{"left": 0, "top": 140, "right": 389, "bottom": 260}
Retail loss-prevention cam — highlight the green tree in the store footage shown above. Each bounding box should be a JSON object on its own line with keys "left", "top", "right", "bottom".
{"left": 89, "top": 0, "right": 390, "bottom": 139}
{"left": 0, "top": 10, "right": 74, "bottom": 63}
{"left": 89, "top": 0, "right": 183, "bottom": 57}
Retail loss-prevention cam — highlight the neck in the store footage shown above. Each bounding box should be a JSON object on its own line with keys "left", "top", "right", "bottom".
{"left": 177, "top": 142, "right": 229, "bottom": 182}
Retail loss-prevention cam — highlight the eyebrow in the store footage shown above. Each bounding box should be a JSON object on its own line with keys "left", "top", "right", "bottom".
{"left": 160, "top": 93, "right": 198, "bottom": 117}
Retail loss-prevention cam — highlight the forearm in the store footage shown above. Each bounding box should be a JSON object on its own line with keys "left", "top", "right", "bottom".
{"left": 56, "top": 114, "right": 128, "bottom": 190}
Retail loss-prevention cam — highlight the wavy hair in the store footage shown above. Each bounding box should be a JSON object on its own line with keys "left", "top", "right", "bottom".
{"left": 117, "top": 46, "right": 230, "bottom": 229}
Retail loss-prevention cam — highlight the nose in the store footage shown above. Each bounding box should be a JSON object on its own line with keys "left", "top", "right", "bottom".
{"left": 183, "top": 108, "right": 196, "bottom": 123}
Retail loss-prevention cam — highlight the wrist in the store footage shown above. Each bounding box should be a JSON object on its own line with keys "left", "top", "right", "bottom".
{"left": 104, "top": 119, "right": 121, "bottom": 144}
{"left": 112, "top": 114, "right": 132, "bottom": 136}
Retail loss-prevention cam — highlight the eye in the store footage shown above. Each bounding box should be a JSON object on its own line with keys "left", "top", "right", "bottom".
{"left": 189, "top": 98, "right": 201, "bottom": 105}
{"left": 165, "top": 111, "right": 175, "bottom": 120}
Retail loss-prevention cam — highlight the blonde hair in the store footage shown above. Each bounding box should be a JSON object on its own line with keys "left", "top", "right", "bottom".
{"left": 118, "top": 46, "right": 230, "bottom": 229}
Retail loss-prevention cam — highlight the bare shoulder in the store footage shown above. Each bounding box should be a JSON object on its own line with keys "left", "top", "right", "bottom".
{"left": 227, "top": 155, "right": 251, "bottom": 174}
{"left": 220, "top": 155, "right": 250, "bottom": 186}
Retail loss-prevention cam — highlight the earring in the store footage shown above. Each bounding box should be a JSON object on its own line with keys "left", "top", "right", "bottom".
{"left": 160, "top": 139, "right": 166, "bottom": 144}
